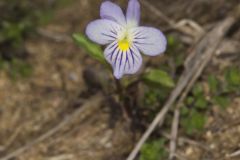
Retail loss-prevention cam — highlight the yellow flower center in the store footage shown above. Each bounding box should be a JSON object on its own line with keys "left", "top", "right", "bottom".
{"left": 118, "top": 39, "right": 130, "bottom": 51}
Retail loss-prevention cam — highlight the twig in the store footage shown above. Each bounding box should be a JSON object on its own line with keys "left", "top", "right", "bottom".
{"left": 126, "top": 15, "right": 237, "bottom": 160}
{"left": 4, "top": 127, "right": 21, "bottom": 148}
{"left": 0, "top": 94, "right": 103, "bottom": 160}
{"left": 217, "top": 118, "right": 240, "bottom": 133}
{"left": 48, "top": 154, "right": 74, "bottom": 160}
{"left": 140, "top": 0, "right": 175, "bottom": 27}
{"left": 227, "top": 149, "right": 240, "bottom": 158}
{"left": 37, "top": 28, "right": 72, "bottom": 43}
{"left": 174, "top": 19, "right": 205, "bottom": 35}
{"left": 141, "top": 0, "right": 205, "bottom": 39}
{"left": 216, "top": 39, "right": 240, "bottom": 55}
{"left": 174, "top": 19, "right": 205, "bottom": 38}
{"left": 169, "top": 108, "right": 180, "bottom": 160}
{"left": 178, "top": 137, "right": 209, "bottom": 151}
{"left": 162, "top": 132, "right": 210, "bottom": 151}
{"left": 165, "top": 147, "right": 188, "bottom": 160}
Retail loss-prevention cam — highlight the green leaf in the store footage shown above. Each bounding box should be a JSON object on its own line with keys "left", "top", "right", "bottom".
{"left": 140, "top": 139, "right": 167, "bottom": 160}
{"left": 186, "top": 96, "right": 194, "bottom": 105}
{"left": 3, "top": 22, "right": 22, "bottom": 38}
{"left": 181, "top": 110, "right": 206, "bottom": 135}
{"left": 167, "top": 35, "right": 176, "bottom": 47}
{"left": 143, "top": 69, "right": 175, "bottom": 88}
{"left": 175, "top": 54, "right": 185, "bottom": 67}
{"left": 225, "top": 67, "right": 240, "bottom": 86}
{"left": 208, "top": 75, "right": 218, "bottom": 94}
{"left": 213, "top": 96, "right": 230, "bottom": 109}
{"left": 145, "top": 89, "right": 158, "bottom": 106}
{"left": 192, "top": 83, "right": 203, "bottom": 96}
{"left": 195, "top": 96, "right": 208, "bottom": 109}
{"left": 180, "top": 106, "right": 189, "bottom": 116}
{"left": 73, "top": 33, "right": 106, "bottom": 64}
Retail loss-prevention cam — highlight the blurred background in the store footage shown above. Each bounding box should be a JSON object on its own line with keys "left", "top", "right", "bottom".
{"left": 0, "top": 0, "right": 240, "bottom": 160}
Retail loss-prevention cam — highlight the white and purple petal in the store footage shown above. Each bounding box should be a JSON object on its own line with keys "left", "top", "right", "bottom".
{"left": 86, "top": 19, "right": 122, "bottom": 45}
{"left": 104, "top": 41, "right": 142, "bottom": 79}
{"left": 131, "top": 27, "right": 167, "bottom": 56}
{"left": 100, "top": 1, "right": 126, "bottom": 26}
{"left": 126, "top": 0, "right": 140, "bottom": 27}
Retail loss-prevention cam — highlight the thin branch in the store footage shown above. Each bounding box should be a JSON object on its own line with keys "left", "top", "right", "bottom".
{"left": 140, "top": 0, "right": 175, "bottom": 27}
{"left": 165, "top": 147, "right": 188, "bottom": 160}
{"left": 141, "top": 0, "right": 205, "bottom": 39}
{"left": 227, "top": 149, "right": 240, "bottom": 158}
{"left": 162, "top": 132, "right": 210, "bottom": 151}
{"left": 37, "top": 28, "right": 72, "bottom": 43}
{"left": 169, "top": 108, "right": 180, "bottom": 160}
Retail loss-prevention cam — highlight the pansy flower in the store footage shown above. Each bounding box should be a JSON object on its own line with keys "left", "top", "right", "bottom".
{"left": 86, "top": 0, "right": 167, "bottom": 79}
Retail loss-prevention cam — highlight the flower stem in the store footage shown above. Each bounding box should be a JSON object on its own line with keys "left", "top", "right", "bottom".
{"left": 114, "top": 79, "right": 131, "bottom": 121}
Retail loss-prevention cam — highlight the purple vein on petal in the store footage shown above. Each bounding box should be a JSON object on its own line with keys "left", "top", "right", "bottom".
{"left": 101, "top": 15, "right": 119, "bottom": 24}
{"left": 127, "top": 50, "right": 131, "bottom": 69}
{"left": 133, "top": 41, "right": 153, "bottom": 45}
{"left": 129, "top": 48, "right": 135, "bottom": 66}
{"left": 109, "top": 24, "right": 118, "bottom": 35}
{"left": 124, "top": 53, "right": 129, "bottom": 71}
{"left": 110, "top": 30, "right": 117, "bottom": 36}
{"left": 131, "top": 47, "right": 141, "bottom": 62}
{"left": 119, "top": 51, "right": 123, "bottom": 72}
{"left": 114, "top": 50, "right": 121, "bottom": 67}
{"left": 134, "top": 37, "right": 147, "bottom": 40}
{"left": 108, "top": 43, "right": 118, "bottom": 59}
{"left": 133, "top": 30, "right": 146, "bottom": 38}
{"left": 109, "top": 41, "right": 118, "bottom": 50}
{"left": 101, "top": 33, "right": 116, "bottom": 39}
{"left": 133, "top": 32, "right": 148, "bottom": 40}
{"left": 133, "top": 31, "right": 142, "bottom": 37}
{"left": 111, "top": 48, "right": 118, "bottom": 59}
{"left": 110, "top": 47, "right": 118, "bottom": 61}
{"left": 104, "top": 33, "right": 116, "bottom": 39}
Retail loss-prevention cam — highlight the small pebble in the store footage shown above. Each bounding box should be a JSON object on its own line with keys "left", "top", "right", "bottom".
{"left": 186, "top": 147, "right": 193, "bottom": 156}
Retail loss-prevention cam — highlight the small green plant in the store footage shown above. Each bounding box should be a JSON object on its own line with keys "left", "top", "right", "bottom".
{"left": 208, "top": 75, "right": 219, "bottom": 94}
{"left": 140, "top": 138, "right": 167, "bottom": 160}
{"left": 212, "top": 96, "right": 230, "bottom": 109}
{"left": 0, "top": 1, "right": 46, "bottom": 50}
{"left": 207, "top": 67, "right": 240, "bottom": 109}
{"left": 0, "top": 0, "right": 73, "bottom": 80}
{"left": 180, "top": 66, "right": 240, "bottom": 135}
{"left": 180, "top": 107, "right": 207, "bottom": 135}
{"left": 225, "top": 66, "right": 240, "bottom": 92}
{"left": 180, "top": 83, "right": 208, "bottom": 135}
